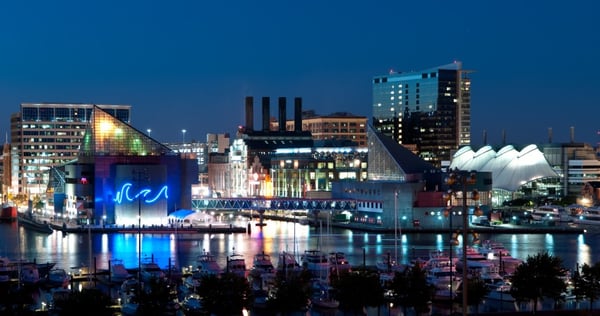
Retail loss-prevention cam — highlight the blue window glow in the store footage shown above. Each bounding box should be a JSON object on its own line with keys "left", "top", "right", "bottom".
{"left": 114, "top": 182, "right": 169, "bottom": 204}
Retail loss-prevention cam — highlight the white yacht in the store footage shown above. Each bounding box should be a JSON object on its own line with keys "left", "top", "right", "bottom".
{"left": 197, "top": 251, "right": 222, "bottom": 276}
{"left": 531, "top": 205, "right": 571, "bottom": 222}
{"left": 226, "top": 253, "right": 246, "bottom": 278}
{"left": 301, "top": 249, "right": 329, "bottom": 281}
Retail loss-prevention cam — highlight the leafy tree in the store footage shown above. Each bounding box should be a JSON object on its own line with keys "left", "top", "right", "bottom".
{"left": 331, "top": 267, "right": 384, "bottom": 315}
{"left": 389, "top": 265, "right": 437, "bottom": 315}
{"left": 32, "top": 195, "right": 45, "bottom": 213}
{"left": 137, "top": 277, "right": 180, "bottom": 315}
{"left": 510, "top": 252, "right": 567, "bottom": 313}
{"left": 460, "top": 276, "right": 490, "bottom": 315}
{"left": 198, "top": 272, "right": 253, "bottom": 315}
{"left": 572, "top": 262, "right": 600, "bottom": 311}
{"left": 266, "top": 268, "right": 312, "bottom": 314}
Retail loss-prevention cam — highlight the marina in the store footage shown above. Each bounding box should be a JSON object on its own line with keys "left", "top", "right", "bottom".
{"left": 1, "top": 215, "right": 600, "bottom": 314}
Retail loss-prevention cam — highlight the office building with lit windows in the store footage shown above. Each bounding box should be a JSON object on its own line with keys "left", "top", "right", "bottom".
{"left": 8, "top": 103, "right": 131, "bottom": 199}
{"left": 273, "top": 110, "right": 368, "bottom": 148}
{"left": 372, "top": 61, "right": 472, "bottom": 167}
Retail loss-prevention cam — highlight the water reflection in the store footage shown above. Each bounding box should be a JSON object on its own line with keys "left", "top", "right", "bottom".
{"left": 1, "top": 221, "right": 600, "bottom": 273}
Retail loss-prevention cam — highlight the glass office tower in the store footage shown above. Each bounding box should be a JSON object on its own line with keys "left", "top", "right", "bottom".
{"left": 372, "top": 61, "right": 471, "bottom": 167}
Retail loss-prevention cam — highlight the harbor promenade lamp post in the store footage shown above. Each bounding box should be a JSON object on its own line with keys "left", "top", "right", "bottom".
{"left": 445, "top": 169, "right": 481, "bottom": 316}
{"left": 181, "top": 129, "right": 187, "bottom": 143}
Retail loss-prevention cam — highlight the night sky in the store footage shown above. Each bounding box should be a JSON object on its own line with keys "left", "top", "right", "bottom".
{"left": 1, "top": 1, "right": 598, "bottom": 147}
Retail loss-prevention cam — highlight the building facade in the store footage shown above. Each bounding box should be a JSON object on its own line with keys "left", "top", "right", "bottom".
{"left": 66, "top": 106, "right": 198, "bottom": 226}
{"left": 273, "top": 110, "right": 368, "bottom": 148}
{"left": 8, "top": 103, "right": 131, "bottom": 199}
{"left": 372, "top": 61, "right": 472, "bottom": 167}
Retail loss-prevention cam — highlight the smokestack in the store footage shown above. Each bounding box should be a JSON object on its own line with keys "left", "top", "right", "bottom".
{"left": 278, "top": 97, "right": 287, "bottom": 132}
{"left": 294, "top": 97, "right": 302, "bottom": 132}
{"left": 570, "top": 126, "right": 575, "bottom": 143}
{"left": 548, "top": 127, "right": 553, "bottom": 143}
{"left": 245, "top": 96, "right": 254, "bottom": 131}
{"left": 262, "top": 97, "right": 270, "bottom": 132}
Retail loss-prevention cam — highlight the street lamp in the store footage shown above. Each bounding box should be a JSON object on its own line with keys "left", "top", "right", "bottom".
{"left": 181, "top": 129, "right": 187, "bottom": 144}
{"left": 147, "top": 129, "right": 152, "bottom": 137}
{"left": 445, "top": 169, "right": 480, "bottom": 316}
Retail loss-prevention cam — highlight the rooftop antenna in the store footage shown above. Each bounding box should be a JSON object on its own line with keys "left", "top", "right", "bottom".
{"left": 570, "top": 126, "right": 575, "bottom": 143}
{"left": 502, "top": 129, "right": 506, "bottom": 145}
{"left": 482, "top": 129, "right": 487, "bottom": 145}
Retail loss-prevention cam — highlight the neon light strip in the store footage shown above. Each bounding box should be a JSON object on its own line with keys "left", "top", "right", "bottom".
{"left": 114, "top": 182, "right": 169, "bottom": 204}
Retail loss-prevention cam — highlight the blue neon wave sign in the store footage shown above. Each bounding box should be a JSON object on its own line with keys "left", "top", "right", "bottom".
{"left": 114, "top": 182, "right": 169, "bottom": 204}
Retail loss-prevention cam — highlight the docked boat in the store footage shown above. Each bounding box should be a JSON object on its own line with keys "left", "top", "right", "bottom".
{"left": 311, "top": 279, "right": 340, "bottom": 309}
{"left": 328, "top": 252, "right": 351, "bottom": 274}
{"left": 531, "top": 205, "right": 571, "bottom": 222}
{"left": 477, "top": 241, "right": 523, "bottom": 275}
{"left": 120, "top": 278, "right": 140, "bottom": 316}
{"left": 197, "top": 251, "right": 222, "bottom": 276}
{"left": 17, "top": 213, "right": 53, "bottom": 234}
{"left": 0, "top": 202, "right": 17, "bottom": 221}
{"left": 0, "top": 257, "right": 55, "bottom": 280}
{"left": 21, "top": 263, "right": 41, "bottom": 285}
{"left": 46, "top": 268, "right": 70, "bottom": 288}
{"left": 376, "top": 252, "right": 407, "bottom": 273}
{"left": 140, "top": 260, "right": 165, "bottom": 282}
{"left": 250, "top": 251, "right": 274, "bottom": 276}
{"left": 226, "top": 253, "right": 246, "bottom": 278}
{"left": 276, "top": 251, "right": 301, "bottom": 275}
{"left": 301, "top": 249, "right": 329, "bottom": 281}
{"left": 571, "top": 206, "right": 600, "bottom": 225}
{"left": 110, "top": 259, "right": 133, "bottom": 283}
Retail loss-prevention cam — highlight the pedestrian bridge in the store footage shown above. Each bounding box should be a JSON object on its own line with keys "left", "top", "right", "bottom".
{"left": 191, "top": 197, "right": 357, "bottom": 212}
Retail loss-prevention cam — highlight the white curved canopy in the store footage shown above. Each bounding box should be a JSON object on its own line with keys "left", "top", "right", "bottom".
{"left": 450, "top": 145, "right": 558, "bottom": 191}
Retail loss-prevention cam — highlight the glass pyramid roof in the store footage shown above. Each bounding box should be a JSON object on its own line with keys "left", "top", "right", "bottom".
{"left": 79, "top": 105, "right": 174, "bottom": 157}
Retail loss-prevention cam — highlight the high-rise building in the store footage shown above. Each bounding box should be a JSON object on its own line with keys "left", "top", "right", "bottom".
{"left": 9, "top": 103, "right": 131, "bottom": 197}
{"left": 372, "top": 61, "right": 472, "bottom": 167}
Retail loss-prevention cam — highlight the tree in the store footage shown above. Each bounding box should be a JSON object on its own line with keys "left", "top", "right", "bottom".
{"left": 331, "top": 267, "right": 384, "bottom": 315}
{"left": 137, "top": 277, "right": 180, "bottom": 315}
{"left": 197, "top": 272, "right": 253, "bottom": 315}
{"left": 32, "top": 195, "right": 45, "bottom": 213}
{"left": 266, "top": 268, "right": 312, "bottom": 314}
{"left": 510, "top": 252, "right": 567, "bottom": 313}
{"left": 389, "top": 265, "right": 436, "bottom": 315}
{"left": 572, "top": 262, "right": 600, "bottom": 311}
{"left": 461, "top": 276, "right": 490, "bottom": 315}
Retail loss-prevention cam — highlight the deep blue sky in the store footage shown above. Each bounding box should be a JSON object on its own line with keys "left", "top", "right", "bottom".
{"left": 1, "top": 1, "right": 598, "bottom": 147}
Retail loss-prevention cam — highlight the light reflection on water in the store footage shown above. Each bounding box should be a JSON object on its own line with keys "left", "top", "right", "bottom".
{"left": 1, "top": 220, "right": 600, "bottom": 272}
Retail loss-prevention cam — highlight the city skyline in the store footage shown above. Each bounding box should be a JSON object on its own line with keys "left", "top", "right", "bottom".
{"left": 1, "top": 1, "right": 598, "bottom": 146}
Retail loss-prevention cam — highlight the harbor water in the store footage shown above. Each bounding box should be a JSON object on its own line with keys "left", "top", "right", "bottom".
{"left": 1, "top": 218, "right": 600, "bottom": 314}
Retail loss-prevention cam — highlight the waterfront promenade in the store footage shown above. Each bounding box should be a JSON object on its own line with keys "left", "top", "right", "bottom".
{"left": 28, "top": 213, "right": 587, "bottom": 236}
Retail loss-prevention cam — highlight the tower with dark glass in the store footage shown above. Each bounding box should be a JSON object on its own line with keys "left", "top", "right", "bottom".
{"left": 372, "top": 61, "right": 471, "bottom": 167}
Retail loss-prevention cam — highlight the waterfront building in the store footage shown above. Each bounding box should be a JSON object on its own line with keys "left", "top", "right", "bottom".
{"left": 166, "top": 133, "right": 231, "bottom": 198}
{"left": 62, "top": 106, "right": 198, "bottom": 226}
{"left": 372, "top": 61, "right": 472, "bottom": 167}
{"left": 540, "top": 141, "right": 600, "bottom": 198}
{"left": 272, "top": 109, "right": 368, "bottom": 148}
{"left": 450, "top": 145, "right": 560, "bottom": 206}
{"left": 228, "top": 96, "right": 367, "bottom": 199}
{"left": 332, "top": 125, "right": 493, "bottom": 229}
{"left": 7, "top": 103, "right": 131, "bottom": 200}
